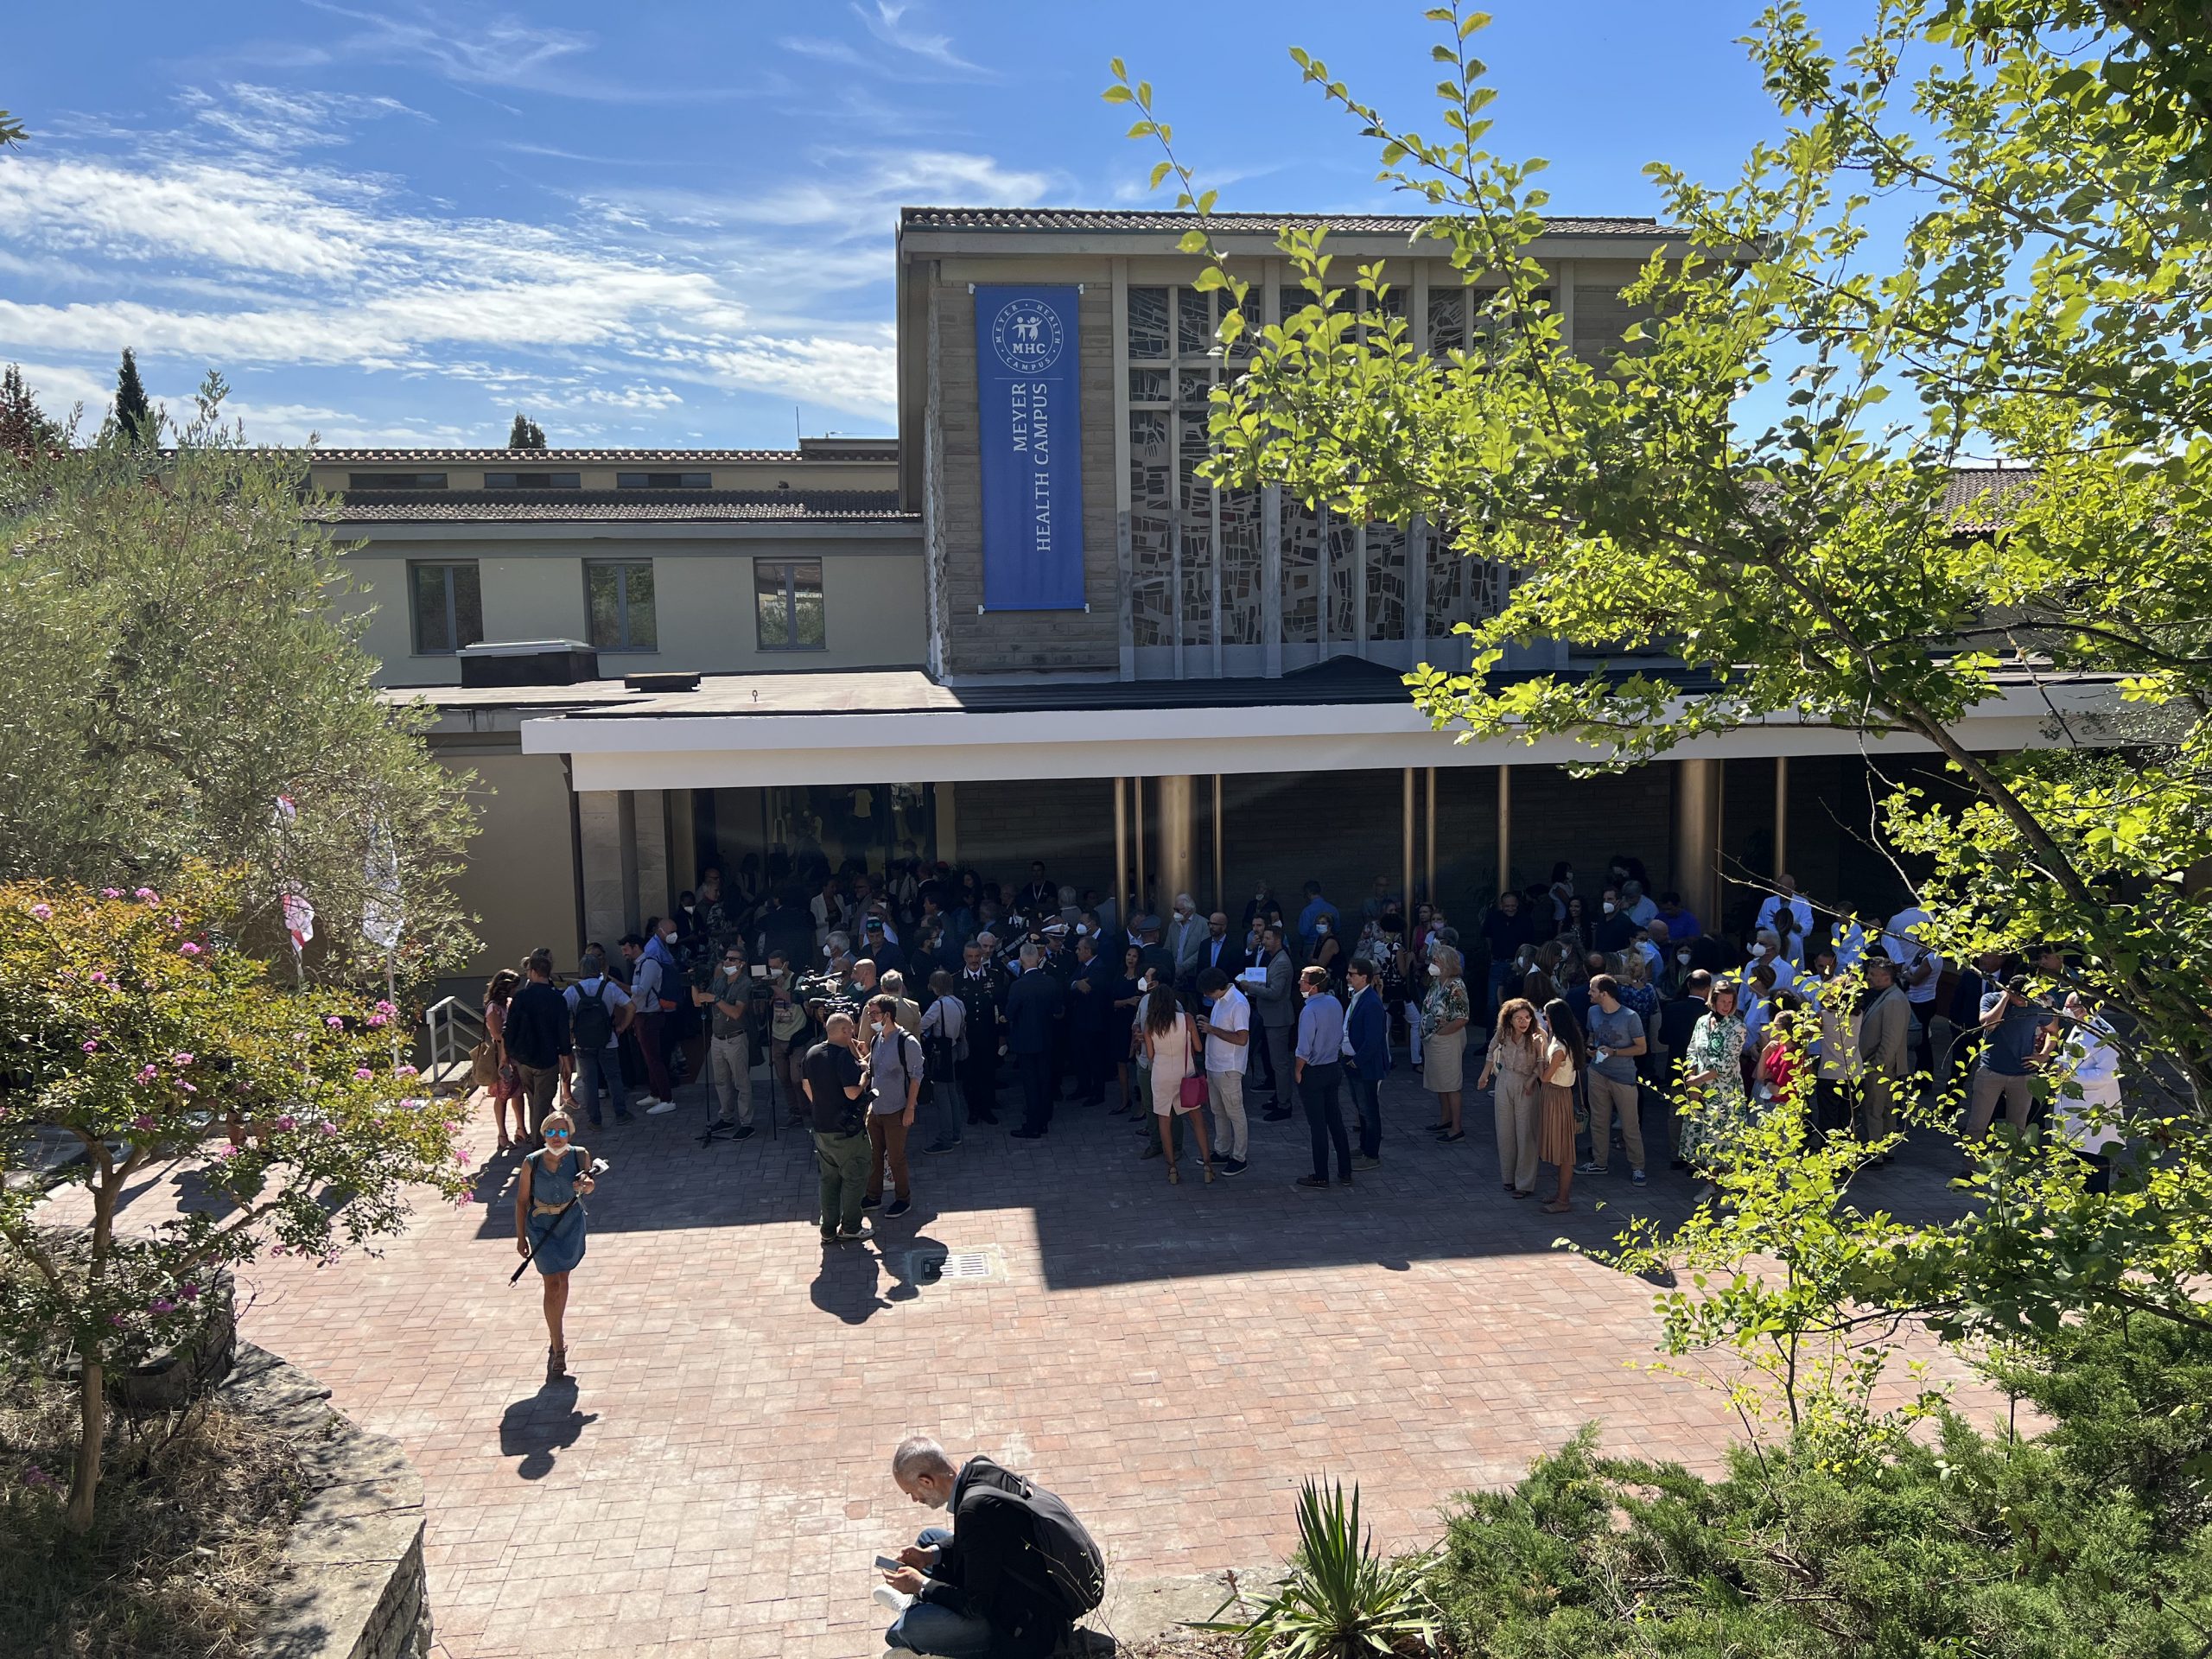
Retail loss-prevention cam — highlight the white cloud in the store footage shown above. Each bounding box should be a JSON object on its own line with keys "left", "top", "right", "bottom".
{"left": 852, "top": 3, "right": 991, "bottom": 78}
{"left": 0, "top": 146, "right": 929, "bottom": 416}
{"left": 178, "top": 82, "right": 428, "bottom": 153}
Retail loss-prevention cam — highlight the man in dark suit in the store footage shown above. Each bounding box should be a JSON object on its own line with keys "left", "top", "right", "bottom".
{"left": 1248, "top": 925, "right": 1297, "bottom": 1119}
{"left": 1185, "top": 911, "right": 1246, "bottom": 991}
{"left": 1656, "top": 968, "right": 1712, "bottom": 1169}
{"left": 1003, "top": 944, "right": 1065, "bottom": 1140}
{"left": 1015, "top": 861, "right": 1058, "bottom": 920}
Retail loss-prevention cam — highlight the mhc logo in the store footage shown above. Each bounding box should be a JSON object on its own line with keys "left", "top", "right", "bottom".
{"left": 990, "top": 297, "right": 1065, "bottom": 375}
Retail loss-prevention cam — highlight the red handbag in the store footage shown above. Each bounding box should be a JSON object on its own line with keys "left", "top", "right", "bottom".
{"left": 1179, "top": 1071, "right": 1208, "bottom": 1112}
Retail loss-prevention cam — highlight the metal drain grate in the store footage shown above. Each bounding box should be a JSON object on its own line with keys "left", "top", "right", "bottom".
{"left": 906, "top": 1246, "right": 1007, "bottom": 1286}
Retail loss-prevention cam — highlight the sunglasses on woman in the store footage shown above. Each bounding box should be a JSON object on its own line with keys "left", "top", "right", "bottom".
{"left": 543, "top": 1128, "right": 571, "bottom": 1140}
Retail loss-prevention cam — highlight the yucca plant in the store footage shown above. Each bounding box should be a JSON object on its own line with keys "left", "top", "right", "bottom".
{"left": 1193, "top": 1478, "right": 1440, "bottom": 1658}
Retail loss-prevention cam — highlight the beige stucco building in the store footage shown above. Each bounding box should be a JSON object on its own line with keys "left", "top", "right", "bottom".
{"left": 334, "top": 209, "right": 2089, "bottom": 992}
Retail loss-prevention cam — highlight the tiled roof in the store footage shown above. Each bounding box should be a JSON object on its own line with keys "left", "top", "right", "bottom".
{"left": 1942, "top": 466, "right": 2037, "bottom": 531}
{"left": 900, "top": 207, "right": 1672, "bottom": 237}
{"left": 327, "top": 489, "right": 916, "bottom": 524}
{"left": 315, "top": 445, "right": 894, "bottom": 464}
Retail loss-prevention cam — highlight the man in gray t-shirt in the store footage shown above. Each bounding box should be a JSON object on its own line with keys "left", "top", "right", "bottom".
{"left": 1579, "top": 975, "right": 1649, "bottom": 1180}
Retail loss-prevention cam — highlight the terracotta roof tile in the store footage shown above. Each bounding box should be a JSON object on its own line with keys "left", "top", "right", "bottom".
{"left": 327, "top": 488, "right": 915, "bottom": 524}
{"left": 899, "top": 207, "right": 1673, "bottom": 237}
{"left": 315, "top": 445, "right": 894, "bottom": 464}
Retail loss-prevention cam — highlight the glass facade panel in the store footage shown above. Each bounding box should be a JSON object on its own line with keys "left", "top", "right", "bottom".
{"left": 1327, "top": 515, "right": 1359, "bottom": 645}
{"left": 1281, "top": 501, "right": 1321, "bottom": 644}
{"left": 1127, "top": 287, "right": 1170, "bottom": 359}
{"left": 1177, "top": 287, "right": 1213, "bottom": 356}
{"left": 1428, "top": 287, "right": 1467, "bottom": 356}
{"left": 1128, "top": 409, "right": 1174, "bottom": 649}
{"left": 1365, "top": 521, "right": 1408, "bottom": 642}
{"left": 1219, "top": 487, "right": 1264, "bottom": 646}
{"left": 1128, "top": 366, "right": 1169, "bottom": 403}
{"left": 1178, "top": 415, "right": 1211, "bottom": 647}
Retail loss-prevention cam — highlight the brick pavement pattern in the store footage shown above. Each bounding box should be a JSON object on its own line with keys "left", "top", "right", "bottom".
{"left": 205, "top": 1069, "right": 1994, "bottom": 1658}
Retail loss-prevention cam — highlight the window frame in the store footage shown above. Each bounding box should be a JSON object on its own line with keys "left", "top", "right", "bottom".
{"left": 482, "top": 470, "right": 581, "bottom": 489}
{"left": 753, "top": 559, "right": 826, "bottom": 652}
{"left": 408, "top": 560, "right": 483, "bottom": 656}
{"left": 615, "top": 471, "right": 712, "bottom": 490}
{"left": 350, "top": 472, "right": 448, "bottom": 491}
{"left": 582, "top": 558, "right": 658, "bottom": 654}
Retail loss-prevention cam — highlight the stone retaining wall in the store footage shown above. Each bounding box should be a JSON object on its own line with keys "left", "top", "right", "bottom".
{"left": 228, "top": 1343, "right": 433, "bottom": 1659}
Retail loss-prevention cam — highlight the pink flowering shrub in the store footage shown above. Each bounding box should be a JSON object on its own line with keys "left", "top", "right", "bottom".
{"left": 0, "top": 872, "right": 463, "bottom": 1532}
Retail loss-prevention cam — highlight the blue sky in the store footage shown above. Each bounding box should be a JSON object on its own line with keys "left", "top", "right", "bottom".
{"left": 0, "top": 3, "right": 1849, "bottom": 448}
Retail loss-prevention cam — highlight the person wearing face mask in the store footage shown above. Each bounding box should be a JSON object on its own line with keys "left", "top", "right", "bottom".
{"left": 1593, "top": 888, "right": 1637, "bottom": 953}
{"left": 693, "top": 943, "right": 759, "bottom": 1140}
{"left": 1165, "top": 893, "right": 1206, "bottom": 988}
{"left": 877, "top": 1437, "right": 1103, "bottom": 1659}
{"left": 1421, "top": 944, "right": 1472, "bottom": 1141}
{"left": 514, "top": 1110, "right": 599, "bottom": 1383}
{"left": 861, "top": 995, "right": 924, "bottom": 1218}
{"left": 1309, "top": 912, "right": 1344, "bottom": 988}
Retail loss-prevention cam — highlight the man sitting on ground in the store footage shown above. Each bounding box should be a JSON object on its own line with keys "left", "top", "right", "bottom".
{"left": 877, "top": 1435, "right": 1103, "bottom": 1659}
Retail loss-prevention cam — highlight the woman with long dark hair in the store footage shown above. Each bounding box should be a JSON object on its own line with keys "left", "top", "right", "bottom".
{"left": 481, "top": 968, "right": 522, "bottom": 1154}
{"left": 1536, "top": 999, "right": 1588, "bottom": 1215}
{"left": 1142, "top": 982, "right": 1212, "bottom": 1183}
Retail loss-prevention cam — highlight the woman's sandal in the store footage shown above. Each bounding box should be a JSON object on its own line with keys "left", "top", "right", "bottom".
{"left": 1510, "top": 1188, "right": 1535, "bottom": 1199}
{"left": 1202, "top": 1160, "right": 1216, "bottom": 1185}
{"left": 545, "top": 1345, "right": 567, "bottom": 1382}
{"left": 1541, "top": 1200, "right": 1571, "bottom": 1214}
{"left": 1166, "top": 1163, "right": 1180, "bottom": 1185}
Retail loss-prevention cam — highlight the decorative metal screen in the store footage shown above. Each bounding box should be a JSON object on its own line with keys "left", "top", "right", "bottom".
{"left": 1365, "top": 520, "right": 1408, "bottom": 642}
{"left": 1281, "top": 500, "right": 1321, "bottom": 643}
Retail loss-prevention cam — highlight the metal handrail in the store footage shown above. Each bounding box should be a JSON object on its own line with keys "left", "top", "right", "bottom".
{"left": 423, "top": 995, "right": 486, "bottom": 1090}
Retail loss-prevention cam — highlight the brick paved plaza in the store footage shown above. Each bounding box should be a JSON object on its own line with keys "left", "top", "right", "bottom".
{"left": 218, "top": 1074, "right": 1995, "bottom": 1659}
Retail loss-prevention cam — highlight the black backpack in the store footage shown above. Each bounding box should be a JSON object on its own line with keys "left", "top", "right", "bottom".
{"left": 960, "top": 1457, "right": 1106, "bottom": 1620}
{"left": 571, "top": 978, "right": 616, "bottom": 1054}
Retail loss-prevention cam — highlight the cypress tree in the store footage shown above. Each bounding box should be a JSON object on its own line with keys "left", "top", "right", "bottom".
{"left": 113, "top": 348, "right": 153, "bottom": 443}
{"left": 506, "top": 412, "right": 546, "bottom": 449}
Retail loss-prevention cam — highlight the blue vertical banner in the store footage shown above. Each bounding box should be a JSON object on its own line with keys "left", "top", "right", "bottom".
{"left": 974, "top": 284, "right": 1086, "bottom": 611}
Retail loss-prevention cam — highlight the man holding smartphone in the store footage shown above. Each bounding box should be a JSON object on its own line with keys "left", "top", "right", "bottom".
{"left": 695, "top": 943, "right": 758, "bottom": 1140}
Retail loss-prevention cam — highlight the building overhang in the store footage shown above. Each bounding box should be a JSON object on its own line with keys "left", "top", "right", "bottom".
{"left": 518, "top": 680, "right": 2125, "bottom": 793}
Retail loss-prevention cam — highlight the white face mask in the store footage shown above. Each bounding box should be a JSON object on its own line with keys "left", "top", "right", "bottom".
{"left": 1677, "top": 950, "right": 1693, "bottom": 964}
{"left": 1603, "top": 902, "right": 1617, "bottom": 915}
{"left": 1315, "top": 923, "right": 1328, "bottom": 935}
{"left": 1750, "top": 944, "right": 1767, "bottom": 958}
{"left": 1428, "top": 963, "right": 1441, "bottom": 978}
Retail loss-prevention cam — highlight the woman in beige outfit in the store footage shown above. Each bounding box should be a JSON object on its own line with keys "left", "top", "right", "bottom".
{"left": 1477, "top": 997, "right": 1546, "bottom": 1198}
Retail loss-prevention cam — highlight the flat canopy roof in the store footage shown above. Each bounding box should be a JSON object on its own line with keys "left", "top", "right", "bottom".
{"left": 461, "top": 664, "right": 2126, "bottom": 792}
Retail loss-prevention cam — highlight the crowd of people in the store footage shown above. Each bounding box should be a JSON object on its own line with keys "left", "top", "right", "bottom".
{"left": 472, "top": 847, "right": 2126, "bottom": 1253}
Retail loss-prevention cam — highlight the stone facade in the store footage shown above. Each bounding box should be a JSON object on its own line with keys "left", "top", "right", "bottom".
{"left": 926, "top": 270, "right": 1122, "bottom": 679}
{"left": 235, "top": 1343, "right": 432, "bottom": 1659}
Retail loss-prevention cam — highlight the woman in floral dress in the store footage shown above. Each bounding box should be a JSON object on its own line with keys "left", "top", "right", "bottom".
{"left": 1677, "top": 979, "right": 1751, "bottom": 1198}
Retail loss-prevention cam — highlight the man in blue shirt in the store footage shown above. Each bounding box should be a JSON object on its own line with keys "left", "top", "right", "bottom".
{"left": 1291, "top": 965, "right": 1353, "bottom": 1190}
{"left": 1003, "top": 945, "right": 1065, "bottom": 1141}
{"left": 1966, "top": 974, "right": 2055, "bottom": 1142}
{"left": 1295, "top": 880, "right": 1341, "bottom": 955}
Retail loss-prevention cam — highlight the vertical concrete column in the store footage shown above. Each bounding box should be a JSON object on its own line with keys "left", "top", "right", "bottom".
{"left": 666, "top": 789, "right": 697, "bottom": 899}
{"left": 1497, "top": 763, "right": 1513, "bottom": 897}
{"left": 1402, "top": 768, "right": 1415, "bottom": 915}
{"left": 616, "top": 792, "right": 641, "bottom": 937}
{"left": 576, "top": 791, "right": 628, "bottom": 954}
{"left": 1113, "top": 779, "right": 1128, "bottom": 928}
{"left": 1211, "top": 775, "right": 1224, "bottom": 912}
{"left": 1133, "top": 778, "right": 1147, "bottom": 918}
{"left": 1675, "top": 758, "right": 1723, "bottom": 926}
{"left": 1425, "top": 767, "right": 1438, "bottom": 901}
{"left": 934, "top": 782, "right": 958, "bottom": 868}
{"left": 1772, "top": 756, "right": 1789, "bottom": 884}
{"left": 1155, "top": 774, "right": 1198, "bottom": 916}
{"left": 632, "top": 789, "right": 671, "bottom": 927}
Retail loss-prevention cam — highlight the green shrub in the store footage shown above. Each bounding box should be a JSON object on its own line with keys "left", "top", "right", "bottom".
{"left": 1427, "top": 1316, "right": 2212, "bottom": 1659}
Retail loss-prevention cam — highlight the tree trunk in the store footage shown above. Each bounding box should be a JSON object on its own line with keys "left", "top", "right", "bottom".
{"left": 66, "top": 1359, "right": 103, "bottom": 1535}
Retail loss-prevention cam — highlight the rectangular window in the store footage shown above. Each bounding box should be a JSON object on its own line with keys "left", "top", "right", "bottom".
{"left": 350, "top": 473, "right": 448, "bottom": 490}
{"left": 754, "top": 560, "right": 824, "bottom": 652}
{"left": 483, "top": 471, "right": 581, "bottom": 489}
{"left": 409, "top": 561, "right": 483, "bottom": 654}
{"left": 616, "top": 471, "right": 712, "bottom": 490}
{"left": 584, "top": 560, "right": 657, "bottom": 652}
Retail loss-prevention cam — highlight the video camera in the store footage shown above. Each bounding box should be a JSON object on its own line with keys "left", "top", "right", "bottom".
{"left": 793, "top": 968, "right": 863, "bottom": 1026}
